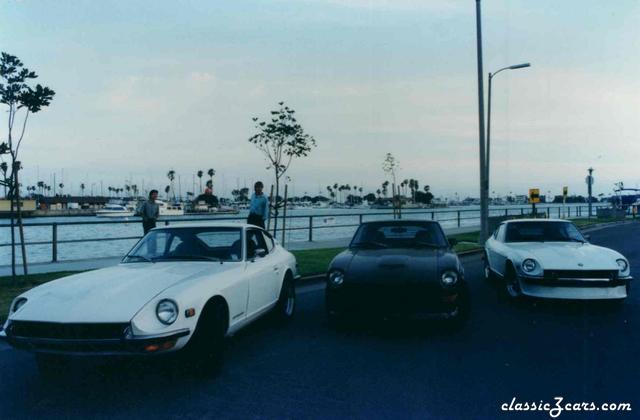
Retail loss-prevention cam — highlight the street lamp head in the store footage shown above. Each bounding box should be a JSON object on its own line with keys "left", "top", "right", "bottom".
{"left": 509, "top": 63, "right": 531, "bottom": 70}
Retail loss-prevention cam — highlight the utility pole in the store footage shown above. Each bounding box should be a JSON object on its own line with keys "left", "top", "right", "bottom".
{"left": 475, "top": 0, "right": 488, "bottom": 242}
{"left": 587, "top": 167, "right": 594, "bottom": 219}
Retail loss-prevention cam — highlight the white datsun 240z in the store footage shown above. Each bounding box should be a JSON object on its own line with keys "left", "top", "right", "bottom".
{"left": 484, "top": 219, "right": 632, "bottom": 300}
{"left": 0, "top": 223, "right": 299, "bottom": 371}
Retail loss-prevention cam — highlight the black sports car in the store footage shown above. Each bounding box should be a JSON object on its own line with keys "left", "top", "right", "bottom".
{"left": 326, "top": 220, "right": 469, "bottom": 328}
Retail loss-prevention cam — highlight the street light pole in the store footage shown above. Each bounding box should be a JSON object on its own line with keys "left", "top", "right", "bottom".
{"left": 475, "top": 0, "right": 488, "bottom": 243}
{"left": 486, "top": 63, "right": 530, "bottom": 198}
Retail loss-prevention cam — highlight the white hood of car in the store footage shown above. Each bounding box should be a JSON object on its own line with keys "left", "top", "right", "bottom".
{"left": 509, "top": 242, "right": 622, "bottom": 270}
{"left": 11, "top": 262, "right": 241, "bottom": 323}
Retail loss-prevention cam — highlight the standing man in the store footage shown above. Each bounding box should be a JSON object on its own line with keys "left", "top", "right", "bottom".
{"left": 138, "top": 189, "right": 160, "bottom": 234}
{"left": 247, "top": 181, "right": 269, "bottom": 229}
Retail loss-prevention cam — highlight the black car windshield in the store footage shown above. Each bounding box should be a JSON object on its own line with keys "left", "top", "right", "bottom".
{"left": 123, "top": 227, "right": 243, "bottom": 263}
{"left": 350, "top": 222, "right": 448, "bottom": 249}
{"left": 504, "top": 221, "right": 586, "bottom": 243}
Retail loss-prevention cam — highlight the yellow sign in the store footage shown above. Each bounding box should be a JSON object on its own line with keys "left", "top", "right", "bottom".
{"left": 563, "top": 186, "right": 568, "bottom": 197}
{"left": 529, "top": 188, "right": 540, "bottom": 204}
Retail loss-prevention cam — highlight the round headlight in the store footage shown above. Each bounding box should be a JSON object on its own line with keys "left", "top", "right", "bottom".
{"left": 156, "top": 299, "right": 178, "bottom": 325}
{"left": 328, "top": 270, "right": 344, "bottom": 287}
{"left": 12, "top": 297, "right": 27, "bottom": 313}
{"left": 522, "top": 259, "right": 537, "bottom": 273}
{"left": 616, "top": 259, "right": 629, "bottom": 274}
{"left": 441, "top": 270, "right": 458, "bottom": 287}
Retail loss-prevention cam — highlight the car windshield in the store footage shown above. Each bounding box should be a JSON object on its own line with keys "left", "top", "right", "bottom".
{"left": 123, "top": 227, "right": 243, "bottom": 262}
{"left": 504, "top": 221, "right": 586, "bottom": 243}
{"left": 350, "top": 222, "right": 448, "bottom": 249}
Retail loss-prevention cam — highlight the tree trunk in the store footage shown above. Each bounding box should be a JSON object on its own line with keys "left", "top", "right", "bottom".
{"left": 272, "top": 173, "right": 280, "bottom": 238}
{"left": 14, "top": 168, "right": 28, "bottom": 276}
{"left": 9, "top": 171, "right": 16, "bottom": 281}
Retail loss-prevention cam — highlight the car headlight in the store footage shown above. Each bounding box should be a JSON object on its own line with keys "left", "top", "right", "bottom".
{"left": 156, "top": 299, "right": 178, "bottom": 325}
{"left": 440, "top": 270, "right": 458, "bottom": 287}
{"left": 328, "top": 270, "right": 344, "bottom": 287}
{"left": 11, "top": 297, "right": 27, "bottom": 313}
{"left": 616, "top": 259, "right": 629, "bottom": 275}
{"left": 522, "top": 259, "right": 537, "bottom": 273}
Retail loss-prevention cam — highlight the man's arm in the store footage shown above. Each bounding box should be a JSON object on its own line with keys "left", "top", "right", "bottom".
{"left": 262, "top": 197, "right": 269, "bottom": 220}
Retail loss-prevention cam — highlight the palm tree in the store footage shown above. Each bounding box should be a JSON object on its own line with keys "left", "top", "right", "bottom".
{"left": 207, "top": 168, "right": 215, "bottom": 188}
{"left": 58, "top": 183, "right": 64, "bottom": 196}
{"left": 376, "top": 188, "right": 381, "bottom": 198}
{"left": 80, "top": 183, "right": 85, "bottom": 196}
{"left": 164, "top": 185, "right": 171, "bottom": 200}
{"left": 382, "top": 181, "right": 389, "bottom": 197}
{"left": 197, "top": 170, "right": 203, "bottom": 192}
{"left": 125, "top": 185, "right": 131, "bottom": 197}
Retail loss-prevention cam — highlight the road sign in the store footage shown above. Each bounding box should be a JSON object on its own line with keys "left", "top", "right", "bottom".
{"left": 529, "top": 188, "right": 540, "bottom": 204}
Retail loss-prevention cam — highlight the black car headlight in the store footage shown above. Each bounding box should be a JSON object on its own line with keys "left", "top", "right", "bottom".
{"left": 328, "top": 270, "right": 344, "bottom": 288}
{"left": 11, "top": 297, "right": 27, "bottom": 313}
{"left": 440, "top": 270, "right": 459, "bottom": 287}
{"left": 156, "top": 299, "right": 178, "bottom": 325}
{"left": 616, "top": 259, "right": 630, "bottom": 276}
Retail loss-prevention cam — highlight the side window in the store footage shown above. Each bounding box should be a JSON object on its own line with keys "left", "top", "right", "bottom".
{"left": 246, "top": 230, "right": 268, "bottom": 258}
{"left": 168, "top": 235, "right": 184, "bottom": 253}
{"left": 262, "top": 231, "right": 275, "bottom": 252}
{"left": 497, "top": 225, "right": 506, "bottom": 242}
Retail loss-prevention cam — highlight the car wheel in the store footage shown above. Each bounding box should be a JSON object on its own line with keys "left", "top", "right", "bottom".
{"left": 503, "top": 264, "right": 523, "bottom": 300}
{"left": 184, "top": 301, "right": 226, "bottom": 373}
{"left": 275, "top": 276, "right": 296, "bottom": 322}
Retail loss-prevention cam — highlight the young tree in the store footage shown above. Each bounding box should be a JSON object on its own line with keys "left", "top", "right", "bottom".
{"left": 0, "top": 52, "right": 55, "bottom": 278}
{"left": 382, "top": 153, "right": 400, "bottom": 187}
{"left": 248, "top": 102, "right": 316, "bottom": 237}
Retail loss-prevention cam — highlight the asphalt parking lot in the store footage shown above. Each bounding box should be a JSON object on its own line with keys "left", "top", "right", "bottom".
{"left": 0, "top": 222, "right": 638, "bottom": 419}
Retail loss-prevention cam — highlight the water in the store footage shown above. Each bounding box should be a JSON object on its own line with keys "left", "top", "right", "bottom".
{"left": 0, "top": 204, "right": 607, "bottom": 265}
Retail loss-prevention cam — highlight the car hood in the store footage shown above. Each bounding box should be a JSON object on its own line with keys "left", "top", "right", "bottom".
{"left": 11, "top": 262, "right": 240, "bottom": 323}
{"left": 508, "top": 242, "right": 623, "bottom": 270}
{"left": 343, "top": 248, "right": 455, "bottom": 284}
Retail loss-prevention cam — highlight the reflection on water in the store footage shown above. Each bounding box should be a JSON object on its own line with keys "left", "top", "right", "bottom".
{"left": 0, "top": 204, "right": 607, "bottom": 265}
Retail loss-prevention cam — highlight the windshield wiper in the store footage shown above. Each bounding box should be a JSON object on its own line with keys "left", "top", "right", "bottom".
{"left": 352, "top": 241, "right": 388, "bottom": 249}
{"left": 124, "top": 255, "right": 155, "bottom": 263}
{"left": 413, "top": 241, "right": 443, "bottom": 248}
{"left": 156, "top": 255, "right": 222, "bottom": 262}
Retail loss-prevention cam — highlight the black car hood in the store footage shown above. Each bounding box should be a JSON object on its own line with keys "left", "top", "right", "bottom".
{"left": 345, "top": 248, "right": 447, "bottom": 284}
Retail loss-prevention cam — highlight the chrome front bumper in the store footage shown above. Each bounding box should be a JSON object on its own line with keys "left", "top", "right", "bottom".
{"left": 1, "top": 323, "right": 190, "bottom": 356}
{"left": 520, "top": 275, "right": 631, "bottom": 300}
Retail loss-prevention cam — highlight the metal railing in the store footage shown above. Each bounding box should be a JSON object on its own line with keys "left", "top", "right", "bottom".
{"left": 0, "top": 204, "right": 623, "bottom": 263}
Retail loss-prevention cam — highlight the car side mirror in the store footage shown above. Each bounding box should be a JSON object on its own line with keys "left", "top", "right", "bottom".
{"left": 448, "top": 238, "right": 458, "bottom": 247}
{"left": 584, "top": 234, "right": 591, "bottom": 242}
{"left": 255, "top": 248, "right": 267, "bottom": 258}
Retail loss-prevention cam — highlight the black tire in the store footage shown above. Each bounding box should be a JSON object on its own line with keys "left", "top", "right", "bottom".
{"left": 35, "top": 353, "right": 69, "bottom": 379}
{"left": 502, "top": 263, "right": 523, "bottom": 301}
{"left": 275, "top": 276, "right": 296, "bottom": 322}
{"left": 183, "top": 301, "right": 227, "bottom": 374}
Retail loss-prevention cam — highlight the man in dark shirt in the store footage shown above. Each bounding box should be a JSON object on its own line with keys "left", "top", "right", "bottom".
{"left": 138, "top": 190, "right": 160, "bottom": 234}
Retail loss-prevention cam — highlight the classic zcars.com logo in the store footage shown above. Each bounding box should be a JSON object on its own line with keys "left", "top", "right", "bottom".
{"left": 501, "top": 397, "right": 632, "bottom": 418}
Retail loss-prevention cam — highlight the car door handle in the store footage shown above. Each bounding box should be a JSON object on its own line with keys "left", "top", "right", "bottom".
{"left": 272, "top": 266, "right": 278, "bottom": 271}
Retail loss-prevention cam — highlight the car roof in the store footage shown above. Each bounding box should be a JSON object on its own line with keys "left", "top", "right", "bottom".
{"left": 152, "top": 222, "right": 257, "bottom": 230}
{"left": 503, "top": 218, "right": 572, "bottom": 224}
{"left": 361, "top": 219, "right": 439, "bottom": 225}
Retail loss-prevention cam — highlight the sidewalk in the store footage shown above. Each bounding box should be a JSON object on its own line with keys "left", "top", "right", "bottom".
{"left": 0, "top": 226, "right": 480, "bottom": 276}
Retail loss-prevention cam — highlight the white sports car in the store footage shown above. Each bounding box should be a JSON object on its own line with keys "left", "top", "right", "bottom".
{"left": 484, "top": 219, "right": 632, "bottom": 300}
{"left": 0, "top": 223, "right": 299, "bottom": 372}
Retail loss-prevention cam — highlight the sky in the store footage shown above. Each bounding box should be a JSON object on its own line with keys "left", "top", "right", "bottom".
{"left": 1, "top": 0, "right": 639, "bottom": 199}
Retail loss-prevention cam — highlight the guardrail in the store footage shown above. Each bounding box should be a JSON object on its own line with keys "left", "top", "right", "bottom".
{"left": 0, "top": 204, "right": 622, "bottom": 263}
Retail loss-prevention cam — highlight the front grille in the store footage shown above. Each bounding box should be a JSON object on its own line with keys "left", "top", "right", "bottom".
{"left": 8, "top": 321, "right": 129, "bottom": 340}
{"left": 544, "top": 270, "right": 618, "bottom": 280}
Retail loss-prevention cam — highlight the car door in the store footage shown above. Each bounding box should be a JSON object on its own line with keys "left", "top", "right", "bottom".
{"left": 245, "top": 228, "right": 278, "bottom": 318}
{"left": 260, "top": 230, "right": 283, "bottom": 301}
